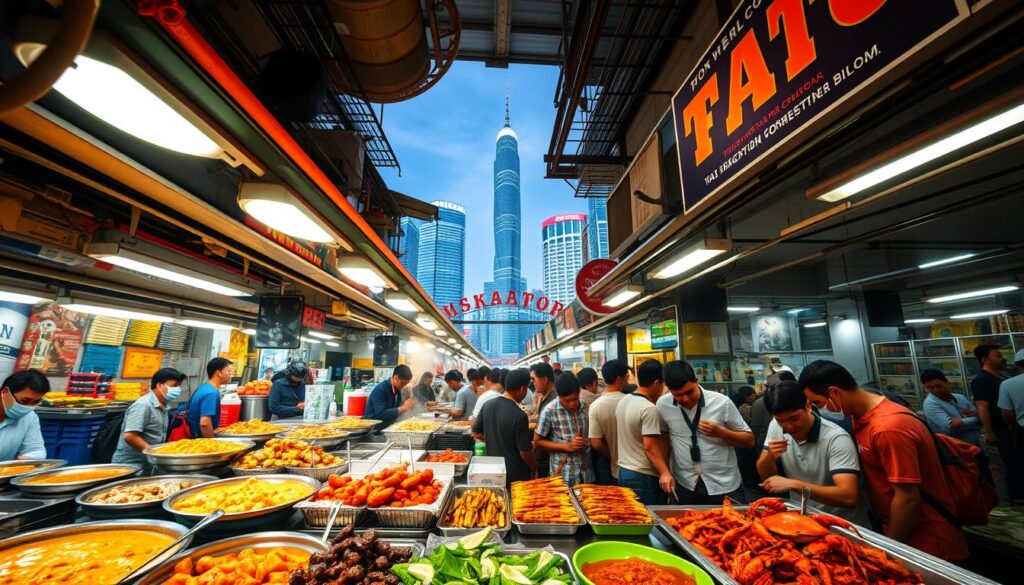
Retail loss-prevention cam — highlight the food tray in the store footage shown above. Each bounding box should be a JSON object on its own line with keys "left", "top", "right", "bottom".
{"left": 214, "top": 429, "right": 283, "bottom": 443}
{"left": 570, "top": 487, "right": 654, "bottom": 536}
{"left": 75, "top": 474, "right": 217, "bottom": 519}
{"left": 381, "top": 426, "right": 440, "bottom": 448}
{"left": 369, "top": 475, "right": 454, "bottom": 529}
{"left": 276, "top": 428, "right": 351, "bottom": 448}
{"left": 327, "top": 417, "right": 380, "bottom": 433}
{"left": 422, "top": 450, "right": 472, "bottom": 476}
{"left": 230, "top": 464, "right": 286, "bottom": 476}
{"left": 436, "top": 484, "right": 511, "bottom": 537}
{"left": 441, "top": 421, "right": 473, "bottom": 434}
{"left": 295, "top": 499, "right": 367, "bottom": 527}
{"left": 143, "top": 439, "right": 255, "bottom": 473}
{"left": 286, "top": 461, "right": 349, "bottom": 482}
{"left": 512, "top": 491, "right": 586, "bottom": 535}
{"left": 134, "top": 531, "right": 327, "bottom": 584}
{"left": 649, "top": 505, "right": 999, "bottom": 585}
{"left": 163, "top": 474, "right": 320, "bottom": 531}
{"left": 11, "top": 463, "right": 141, "bottom": 496}
{"left": 0, "top": 459, "right": 66, "bottom": 486}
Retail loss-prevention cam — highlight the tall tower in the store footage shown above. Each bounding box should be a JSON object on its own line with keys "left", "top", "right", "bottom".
{"left": 542, "top": 214, "right": 587, "bottom": 305}
{"left": 586, "top": 197, "right": 609, "bottom": 261}
{"left": 397, "top": 217, "right": 420, "bottom": 276}
{"left": 417, "top": 201, "right": 466, "bottom": 310}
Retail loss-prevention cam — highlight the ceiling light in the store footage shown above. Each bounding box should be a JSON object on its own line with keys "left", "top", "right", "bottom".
{"left": 87, "top": 243, "right": 254, "bottom": 296}
{"left": 951, "top": 309, "right": 1009, "bottom": 319}
{"left": 727, "top": 306, "right": 760, "bottom": 313}
{"left": 0, "top": 290, "right": 55, "bottom": 305}
{"left": 177, "top": 318, "right": 235, "bottom": 330}
{"left": 787, "top": 308, "right": 807, "bottom": 315}
{"left": 925, "top": 285, "right": 1018, "bottom": 304}
{"left": 416, "top": 313, "right": 437, "bottom": 329}
{"left": 406, "top": 341, "right": 420, "bottom": 350}
{"left": 240, "top": 328, "right": 257, "bottom": 335}
{"left": 384, "top": 293, "right": 418, "bottom": 313}
{"left": 904, "top": 318, "right": 936, "bottom": 324}
{"left": 300, "top": 336, "right": 320, "bottom": 344}
{"left": 652, "top": 238, "right": 730, "bottom": 279}
{"left": 425, "top": 342, "right": 435, "bottom": 349}
{"left": 803, "top": 321, "right": 828, "bottom": 328}
{"left": 435, "top": 329, "right": 447, "bottom": 337}
{"left": 307, "top": 331, "right": 337, "bottom": 340}
{"left": 325, "top": 341, "right": 340, "bottom": 347}
{"left": 338, "top": 256, "right": 393, "bottom": 289}
{"left": 603, "top": 285, "right": 643, "bottom": 308}
{"left": 368, "top": 342, "right": 375, "bottom": 349}
{"left": 918, "top": 254, "right": 976, "bottom": 269}
{"left": 238, "top": 182, "right": 340, "bottom": 245}
{"left": 813, "top": 102, "right": 1024, "bottom": 202}
{"left": 62, "top": 303, "right": 173, "bottom": 322}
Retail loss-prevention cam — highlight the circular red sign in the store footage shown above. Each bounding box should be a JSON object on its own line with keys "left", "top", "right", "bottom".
{"left": 575, "top": 259, "right": 618, "bottom": 314}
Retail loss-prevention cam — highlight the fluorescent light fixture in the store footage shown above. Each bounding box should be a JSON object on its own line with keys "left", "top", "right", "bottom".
{"left": 384, "top": 293, "right": 418, "bottom": 313}
{"left": 177, "top": 318, "right": 235, "bottom": 330}
{"left": 787, "top": 308, "right": 807, "bottom": 315}
{"left": 652, "top": 238, "right": 731, "bottom": 279}
{"left": 727, "top": 306, "right": 760, "bottom": 313}
{"left": 63, "top": 303, "right": 173, "bottom": 322}
{"left": 803, "top": 321, "right": 828, "bottom": 328}
{"left": 415, "top": 313, "right": 437, "bottom": 330}
{"left": 444, "top": 350, "right": 452, "bottom": 356}
{"left": 300, "top": 336, "right": 320, "bottom": 344}
{"left": 238, "top": 182, "right": 342, "bottom": 245}
{"left": 435, "top": 329, "right": 447, "bottom": 337}
{"left": 814, "top": 102, "right": 1024, "bottom": 202}
{"left": 307, "top": 331, "right": 337, "bottom": 340}
{"left": 918, "top": 254, "right": 976, "bottom": 269}
{"left": 603, "top": 285, "right": 643, "bottom": 308}
{"left": 325, "top": 341, "right": 340, "bottom": 347}
{"left": 951, "top": 309, "right": 1009, "bottom": 319}
{"left": 87, "top": 243, "right": 254, "bottom": 297}
{"left": 338, "top": 256, "right": 393, "bottom": 289}
{"left": 0, "top": 290, "right": 55, "bottom": 305}
{"left": 904, "top": 318, "right": 936, "bottom": 324}
{"left": 240, "top": 328, "right": 257, "bottom": 335}
{"left": 925, "top": 285, "right": 1018, "bottom": 304}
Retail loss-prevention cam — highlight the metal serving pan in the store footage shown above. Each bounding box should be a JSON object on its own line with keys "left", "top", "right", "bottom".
{"left": 0, "top": 459, "right": 66, "bottom": 486}
{"left": 76, "top": 474, "right": 217, "bottom": 519}
{"left": 571, "top": 486, "right": 654, "bottom": 536}
{"left": 276, "top": 427, "right": 351, "bottom": 448}
{"left": 369, "top": 475, "right": 454, "bottom": 529}
{"left": 436, "top": 484, "right": 511, "bottom": 537}
{"left": 133, "top": 531, "right": 326, "bottom": 585}
{"left": 11, "top": 463, "right": 141, "bottom": 496}
{"left": 163, "top": 474, "right": 320, "bottom": 531}
{"left": 327, "top": 417, "right": 381, "bottom": 433}
{"left": 422, "top": 450, "right": 472, "bottom": 476}
{"left": 0, "top": 519, "right": 191, "bottom": 583}
{"left": 144, "top": 438, "right": 255, "bottom": 472}
{"left": 214, "top": 426, "right": 286, "bottom": 443}
{"left": 649, "top": 504, "right": 999, "bottom": 585}
{"left": 512, "top": 490, "right": 587, "bottom": 535}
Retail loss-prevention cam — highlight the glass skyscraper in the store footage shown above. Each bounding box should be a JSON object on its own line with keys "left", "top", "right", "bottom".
{"left": 542, "top": 214, "right": 587, "bottom": 305}
{"left": 416, "top": 201, "right": 465, "bottom": 309}
{"left": 397, "top": 217, "right": 419, "bottom": 276}
{"left": 586, "top": 197, "right": 609, "bottom": 260}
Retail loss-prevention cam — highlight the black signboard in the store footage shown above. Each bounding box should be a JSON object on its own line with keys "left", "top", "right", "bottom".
{"left": 672, "top": 0, "right": 966, "bottom": 214}
{"left": 255, "top": 295, "right": 303, "bottom": 349}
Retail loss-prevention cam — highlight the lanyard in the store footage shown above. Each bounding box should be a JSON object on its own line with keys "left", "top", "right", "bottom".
{"left": 677, "top": 396, "right": 703, "bottom": 463}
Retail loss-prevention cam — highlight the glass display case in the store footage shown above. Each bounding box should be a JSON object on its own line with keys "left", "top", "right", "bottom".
{"left": 914, "top": 338, "right": 964, "bottom": 393}
{"left": 872, "top": 341, "right": 920, "bottom": 409}
{"left": 959, "top": 335, "right": 1017, "bottom": 389}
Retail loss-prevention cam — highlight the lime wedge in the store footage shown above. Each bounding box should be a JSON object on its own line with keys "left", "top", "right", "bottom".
{"left": 458, "top": 527, "right": 493, "bottom": 550}
{"left": 499, "top": 564, "right": 533, "bottom": 585}
{"left": 481, "top": 557, "right": 497, "bottom": 579}
{"left": 409, "top": 563, "right": 435, "bottom": 584}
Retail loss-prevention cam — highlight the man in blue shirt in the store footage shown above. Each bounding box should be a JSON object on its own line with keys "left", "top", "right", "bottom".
{"left": 188, "top": 357, "right": 233, "bottom": 438}
{"left": 0, "top": 369, "right": 48, "bottom": 460}
{"left": 364, "top": 365, "right": 414, "bottom": 423}
{"left": 113, "top": 367, "right": 184, "bottom": 466}
{"left": 269, "top": 359, "right": 308, "bottom": 419}
{"left": 921, "top": 368, "right": 981, "bottom": 448}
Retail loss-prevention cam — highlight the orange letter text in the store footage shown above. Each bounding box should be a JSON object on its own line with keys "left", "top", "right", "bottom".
{"left": 681, "top": 74, "right": 720, "bottom": 167}
{"left": 767, "top": 0, "right": 816, "bottom": 81}
{"left": 726, "top": 30, "right": 777, "bottom": 136}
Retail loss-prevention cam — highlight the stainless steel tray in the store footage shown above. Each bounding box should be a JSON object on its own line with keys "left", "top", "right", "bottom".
{"left": 436, "top": 484, "right": 511, "bottom": 537}
{"left": 571, "top": 486, "right": 654, "bottom": 536}
{"left": 286, "top": 461, "right": 349, "bottom": 482}
{"left": 649, "top": 504, "right": 999, "bottom": 585}
{"left": 381, "top": 427, "right": 441, "bottom": 448}
{"left": 76, "top": 474, "right": 217, "bottom": 518}
{"left": 422, "top": 450, "right": 472, "bottom": 475}
{"left": 214, "top": 428, "right": 285, "bottom": 442}
{"left": 296, "top": 499, "right": 367, "bottom": 527}
{"left": 276, "top": 427, "right": 350, "bottom": 447}
{"left": 163, "top": 474, "right": 320, "bottom": 526}
{"left": 144, "top": 438, "right": 255, "bottom": 472}
{"left": 512, "top": 490, "right": 586, "bottom": 535}
{"left": 11, "top": 463, "right": 141, "bottom": 496}
{"left": 133, "top": 531, "right": 327, "bottom": 584}
{"left": 0, "top": 459, "right": 66, "bottom": 486}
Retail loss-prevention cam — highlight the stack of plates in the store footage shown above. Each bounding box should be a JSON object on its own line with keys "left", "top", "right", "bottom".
{"left": 124, "top": 320, "right": 161, "bottom": 347}
{"left": 156, "top": 323, "right": 190, "bottom": 351}
{"left": 78, "top": 344, "right": 124, "bottom": 376}
{"left": 85, "top": 316, "right": 129, "bottom": 346}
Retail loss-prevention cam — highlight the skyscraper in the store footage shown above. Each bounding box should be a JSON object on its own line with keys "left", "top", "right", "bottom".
{"left": 417, "top": 201, "right": 466, "bottom": 309}
{"left": 586, "top": 197, "right": 609, "bottom": 261}
{"left": 397, "top": 217, "right": 420, "bottom": 276}
{"left": 542, "top": 214, "right": 587, "bottom": 305}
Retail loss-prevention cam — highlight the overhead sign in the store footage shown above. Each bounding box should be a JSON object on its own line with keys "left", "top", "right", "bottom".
{"left": 542, "top": 214, "right": 587, "bottom": 228}
{"left": 575, "top": 259, "right": 618, "bottom": 314}
{"left": 302, "top": 306, "right": 326, "bottom": 330}
{"left": 441, "top": 290, "right": 564, "bottom": 319}
{"left": 672, "top": 0, "right": 966, "bottom": 213}
{"left": 649, "top": 306, "right": 678, "bottom": 350}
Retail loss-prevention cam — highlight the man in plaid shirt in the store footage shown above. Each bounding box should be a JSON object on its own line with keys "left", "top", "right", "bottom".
{"left": 534, "top": 372, "right": 593, "bottom": 485}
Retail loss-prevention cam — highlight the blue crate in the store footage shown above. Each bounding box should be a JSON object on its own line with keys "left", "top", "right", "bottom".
{"left": 40, "top": 417, "right": 107, "bottom": 465}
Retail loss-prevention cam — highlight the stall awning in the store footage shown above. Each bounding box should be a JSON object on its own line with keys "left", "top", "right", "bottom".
{"left": 390, "top": 190, "right": 438, "bottom": 221}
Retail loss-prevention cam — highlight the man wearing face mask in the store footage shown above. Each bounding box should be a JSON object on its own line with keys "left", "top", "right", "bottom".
{"left": 112, "top": 367, "right": 185, "bottom": 466}
{"left": 269, "top": 358, "right": 308, "bottom": 419}
{"left": 0, "top": 369, "right": 48, "bottom": 460}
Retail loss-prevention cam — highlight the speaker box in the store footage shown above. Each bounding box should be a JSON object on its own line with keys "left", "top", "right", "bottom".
{"left": 864, "top": 290, "right": 905, "bottom": 327}
{"left": 372, "top": 335, "right": 399, "bottom": 367}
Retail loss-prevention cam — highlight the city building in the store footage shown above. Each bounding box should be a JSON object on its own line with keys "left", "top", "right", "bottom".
{"left": 397, "top": 217, "right": 419, "bottom": 277}
{"left": 542, "top": 214, "right": 587, "bottom": 305}
{"left": 586, "top": 197, "right": 609, "bottom": 261}
{"left": 417, "top": 200, "right": 466, "bottom": 310}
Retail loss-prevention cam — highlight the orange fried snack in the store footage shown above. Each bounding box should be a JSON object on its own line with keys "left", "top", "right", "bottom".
{"left": 164, "top": 546, "right": 309, "bottom": 584}
{"left": 574, "top": 484, "right": 652, "bottom": 524}
{"left": 511, "top": 476, "right": 580, "bottom": 524}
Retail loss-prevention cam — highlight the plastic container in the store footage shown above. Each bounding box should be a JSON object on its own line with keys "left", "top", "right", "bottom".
{"left": 345, "top": 391, "right": 368, "bottom": 417}
{"left": 467, "top": 456, "right": 506, "bottom": 487}
{"left": 220, "top": 392, "right": 241, "bottom": 427}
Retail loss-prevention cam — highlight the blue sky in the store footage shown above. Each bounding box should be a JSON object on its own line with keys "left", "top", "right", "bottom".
{"left": 379, "top": 61, "right": 587, "bottom": 297}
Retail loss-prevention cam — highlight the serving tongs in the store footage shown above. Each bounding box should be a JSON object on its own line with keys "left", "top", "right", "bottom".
{"left": 321, "top": 501, "right": 343, "bottom": 543}
{"left": 116, "top": 508, "right": 224, "bottom": 584}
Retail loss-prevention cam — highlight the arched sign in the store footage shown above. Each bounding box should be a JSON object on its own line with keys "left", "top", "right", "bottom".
{"left": 441, "top": 291, "right": 564, "bottom": 319}
{"left": 575, "top": 259, "right": 618, "bottom": 314}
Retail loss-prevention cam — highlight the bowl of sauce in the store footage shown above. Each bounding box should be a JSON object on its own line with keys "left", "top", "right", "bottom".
{"left": 573, "top": 542, "right": 713, "bottom": 585}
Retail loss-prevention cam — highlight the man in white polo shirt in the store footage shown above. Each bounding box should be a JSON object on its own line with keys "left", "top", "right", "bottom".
{"left": 756, "top": 380, "right": 869, "bottom": 526}
{"left": 657, "top": 360, "right": 754, "bottom": 504}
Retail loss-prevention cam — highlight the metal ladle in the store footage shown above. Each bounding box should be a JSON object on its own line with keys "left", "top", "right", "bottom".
{"left": 116, "top": 508, "right": 225, "bottom": 584}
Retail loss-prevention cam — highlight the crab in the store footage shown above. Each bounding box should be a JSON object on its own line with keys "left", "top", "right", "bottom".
{"left": 747, "top": 498, "right": 861, "bottom": 544}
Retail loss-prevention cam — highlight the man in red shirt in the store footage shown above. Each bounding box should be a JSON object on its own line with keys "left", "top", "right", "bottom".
{"left": 799, "top": 360, "right": 968, "bottom": 562}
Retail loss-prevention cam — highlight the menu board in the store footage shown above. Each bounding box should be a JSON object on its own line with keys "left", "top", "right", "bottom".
{"left": 649, "top": 306, "right": 678, "bottom": 350}
{"left": 122, "top": 347, "right": 165, "bottom": 379}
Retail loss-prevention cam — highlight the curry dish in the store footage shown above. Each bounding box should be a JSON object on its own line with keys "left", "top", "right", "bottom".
{"left": 86, "top": 478, "right": 205, "bottom": 504}
{"left": 151, "top": 439, "right": 247, "bottom": 455}
{"left": 171, "top": 477, "right": 314, "bottom": 514}
{"left": 0, "top": 529, "right": 174, "bottom": 584}
{"left": 21, "top": 468, "right": 133, "bottom": 485}
{"left": 0, "top": 463, "right": 55, "bottom": 477}
{"left": 582, "top": 559, "right": 696, "bottom": 585}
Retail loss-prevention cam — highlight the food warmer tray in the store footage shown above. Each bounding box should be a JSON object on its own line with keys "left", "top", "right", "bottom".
{"left": 0, "top": 459, "right": 66, "bottom": 487}
{"left": 11, "top": 463, "right": 141, "bottom": 496}
{"left": 75, "top": 474, "right": 217, "bottom": 519}
{"left": 648, "top": 504, "right": 999, "bottom": 585}
{"left": 422, "top": 450, "right": 473, "bottom": 476}
{"left": 381, "top": 427, "right": 441, "bottom": 449}
{"left": 569, "top": 487, "right": 654, "bottom": 536}
{"left": 369, "top": 476, "right": 454, "bottom": 529}
{"left": 0, "top": 492, "right": 77, "bottom": 539}
{"left": 296, "top": 499, "right": 367, "bottom": 528}
{"left": 276, "top": 428, "right": 351, "bottom": 448}
{"left": 163, "top": 474, "right": 320, "bottom": 533}
{"left": 143, "top": 439, "right": 255, "bottom": 473}
{"left": 512, "top": 491, "right": 587, "bottom": 536}
{"left": 436, "top": 484, "right": 511, "bottom": 538}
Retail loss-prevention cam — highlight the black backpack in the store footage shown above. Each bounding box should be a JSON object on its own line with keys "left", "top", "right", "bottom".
{"left": 90, "top": 411, "right": 126, "bottom": 463}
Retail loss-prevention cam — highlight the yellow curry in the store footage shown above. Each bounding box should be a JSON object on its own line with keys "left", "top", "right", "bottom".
{"left": 22, "top": 468, "right": 132, "bottom": 484}
{"left": 0, "top": 529, "right": 174, "bottom": 584}
{"left": 0, "top": 463, "right": 52, "bottom": 477}
{"left": 171, "top": 477, "right": 313, "bottom": 514}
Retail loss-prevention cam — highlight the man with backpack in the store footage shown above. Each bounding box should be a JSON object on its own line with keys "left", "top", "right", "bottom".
{"left": 799, "top": 360, "right": 969, "bottom": 562}
{"left": 110, "top": 367, "right": 185, "bottom": 467}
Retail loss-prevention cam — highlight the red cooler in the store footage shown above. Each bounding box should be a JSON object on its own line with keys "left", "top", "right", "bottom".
{"left": 345, "top": 391, "right": 368, "bottom": 417}
{"left": 220, "top": 392, "right": 241, "bottom": 427}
